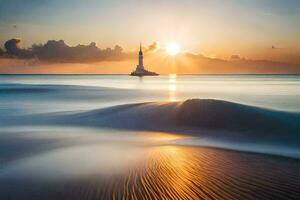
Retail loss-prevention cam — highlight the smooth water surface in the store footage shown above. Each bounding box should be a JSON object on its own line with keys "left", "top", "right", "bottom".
{"left": 0, "top": 75, "right": 300, "bottom": 199}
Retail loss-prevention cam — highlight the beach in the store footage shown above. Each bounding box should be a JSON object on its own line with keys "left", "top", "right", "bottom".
{"left": 0, "top": 75, "right": 300, "bottom": 199}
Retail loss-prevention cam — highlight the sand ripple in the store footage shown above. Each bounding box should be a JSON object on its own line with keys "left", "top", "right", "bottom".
{"left": 3, "top": 146, "right": 298, "bottom": 200}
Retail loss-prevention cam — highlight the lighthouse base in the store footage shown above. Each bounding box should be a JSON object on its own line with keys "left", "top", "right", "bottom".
{"left": 130, "top": 69, "right": 159, "bottom": 76}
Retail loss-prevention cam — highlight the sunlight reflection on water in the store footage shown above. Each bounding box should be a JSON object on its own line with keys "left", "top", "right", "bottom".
{"left": 1, "top": 75, "right": 300, "bottom": 111}
{"left": 168, "top": 74, "right": 177, "bottom": 102}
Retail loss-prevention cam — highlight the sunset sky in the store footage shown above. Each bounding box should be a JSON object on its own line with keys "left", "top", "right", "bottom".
{"left": 0, "top": 0, "right": 299, "bottom": 74}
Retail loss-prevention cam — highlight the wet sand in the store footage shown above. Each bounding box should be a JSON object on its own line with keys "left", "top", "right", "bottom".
{"left": 1, "top": 143, "right": 300, "bottom": 200}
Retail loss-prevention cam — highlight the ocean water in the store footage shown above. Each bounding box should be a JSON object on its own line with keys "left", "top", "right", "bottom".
{"left": 0, "top": 75, "right": 300, "bottom": 199}
{"left": 0, "top": 74, "right": 300, "bottom": 113}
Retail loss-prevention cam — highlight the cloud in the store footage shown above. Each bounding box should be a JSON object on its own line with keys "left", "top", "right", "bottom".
{"left": 1, "top": 39, "right": 161, "bottom": 63}
{"left": 2, "top": 38, "right": 135, "bottom": 63}
{"left": 4, "top": 38, "right": 34, "bottom": 58}
{"left": 231, "top": 55, "right": 241, "bottom": 60}
{"left": 145, "top": 42, "right": 160, "bottom": 52}
{"left": 4, "top": 39, "right": 22, "bottom": 55}
{"left": 32, "top": 40, "right": 136, "bottom": 63}
{"left": 179, "top": 52, "right": 300, "bottom": 74}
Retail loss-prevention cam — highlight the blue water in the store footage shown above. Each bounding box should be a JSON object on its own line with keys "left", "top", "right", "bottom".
{"left": 0, "top": 74, "right": 299, "bottom": 156}
{"left": 0, "top": 74, "right": 300, "bottom": 113}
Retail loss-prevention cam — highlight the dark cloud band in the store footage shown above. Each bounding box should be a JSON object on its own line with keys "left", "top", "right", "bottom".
{"left": 2, "top": 39, "right": 136, "bottom": 63}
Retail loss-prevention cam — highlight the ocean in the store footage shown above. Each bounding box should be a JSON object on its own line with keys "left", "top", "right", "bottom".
{"left": 1, "top": 74, "right": 300, "bottom": 112}
{"left": 0, "top": 74, "right": 300, "bottom": 199}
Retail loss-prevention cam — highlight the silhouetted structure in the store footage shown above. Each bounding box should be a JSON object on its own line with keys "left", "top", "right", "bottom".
{"left": 130, "top": 43, "right": 158, "bottom": 76}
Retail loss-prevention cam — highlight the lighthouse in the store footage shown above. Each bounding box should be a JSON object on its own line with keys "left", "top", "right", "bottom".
{"left": 130, "top": 43, "right": 158, "bottom": 76}
{"left": 136, "top": 43, "right": 145, "bottom": 73}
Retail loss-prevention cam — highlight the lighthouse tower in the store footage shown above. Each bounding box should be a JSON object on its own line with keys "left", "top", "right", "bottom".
{"left": 136, "top": 43, "right": 144, "bottom": 73}
{"left": 130, "top": 43, "right": 158, "bottom": 76}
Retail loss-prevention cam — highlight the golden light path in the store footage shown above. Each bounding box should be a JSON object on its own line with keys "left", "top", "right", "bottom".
{"left": 168, "top": 73, "right": 177, "bottom": 102}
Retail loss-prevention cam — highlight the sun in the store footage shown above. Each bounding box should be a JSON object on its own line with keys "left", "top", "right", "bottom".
{"left": 166, "top": 42, "right": 180, "bottom": 56}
